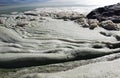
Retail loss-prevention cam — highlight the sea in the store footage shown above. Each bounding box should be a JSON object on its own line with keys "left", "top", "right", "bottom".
{"left": 0, "top": 3, "right": 100, "bottom": 14}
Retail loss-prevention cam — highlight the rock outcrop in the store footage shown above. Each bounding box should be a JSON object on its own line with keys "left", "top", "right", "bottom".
{"left": 0, "top": 7, "right": 120, "bottom": 78}
{"left": 87, "top": 3, "right": 120, "bottom": 23}
{"left": 0, "top": 13, "right": 120, "bottom": 68}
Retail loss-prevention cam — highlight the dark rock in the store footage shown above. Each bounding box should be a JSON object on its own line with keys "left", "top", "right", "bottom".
{"left": 100, "top": 31, "right": 112, "bottom": 37}
{"left": 106, "top": 42, "right": 120, "bottom": 49}
{"left": 87, "top": 3, "right": 120, "bottom": 23}
{"left": 115, "top": 35, "right": 120, "bottom": 41}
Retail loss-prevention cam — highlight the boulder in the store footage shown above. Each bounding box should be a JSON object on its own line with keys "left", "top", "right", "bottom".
{"left": 88, "top": 19, "right": 99, "bottom": 29}
{"left": 87, "top": 3, "right": 120, "bottom": 23}
{"left": 100, "top": 20, "right": 119, "bottom": 30}
{"left": 75, "top": 18, "right": 89, "bottom": 27}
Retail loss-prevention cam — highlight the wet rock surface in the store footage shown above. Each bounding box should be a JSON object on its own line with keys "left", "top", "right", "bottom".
{"left": 0, "top": 7, "right": 119, "bottom": 78}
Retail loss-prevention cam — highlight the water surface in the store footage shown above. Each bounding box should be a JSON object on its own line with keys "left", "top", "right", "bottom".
{"left": 0, "top": 4, "right": 98, "bottom": 14}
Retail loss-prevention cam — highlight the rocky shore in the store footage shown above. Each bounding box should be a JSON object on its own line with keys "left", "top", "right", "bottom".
{"left": 0, "top": 4, "right": 120, "bottom": 78}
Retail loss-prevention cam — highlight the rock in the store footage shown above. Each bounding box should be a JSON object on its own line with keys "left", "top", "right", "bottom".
{"left": 29, "top": 18, "right": 36, "bottom": 21}
{"left": 28, "top": 16, "right": 37, "bottom": 21}
{"left": 39, "top": 17, "right": 46, "bottom": 20}
{"left": 24, "top": 11, "right": 38, "bottom": 16}
{"left": 0, "top": 19, "right": 3, "bottom": 24}
{"left": 115, "top": 35, "right": 120, "bottom": 41}
{"left": 70, "top": 14, "right": 85, "bottom": 20}
{"left": 87, "top": 3, "right": 120, "bottom": 23}
{"left": 116, "top": 23, "right": 120, "bottom": 30}
{"left": 100, "top": 20, "right": 119, "bottom": 30}
{"left": 16, "top": 16, "right": 26, "bottom": 19}
{"left": 56, "top": 12, "right": 71, "bottom": 20}
{"left": 40, "top": 12, "right": 50, "bottom": 17}
{"left": 21, "top": 58, "right": 120, "bottom": 78}
{"left": 0, "top": 26, "right": 23, "bottom": 43}
{"left": 0, "top": 47, "right": 120, "bottom": 68}
{"left": 56, "top": 12, "right": 85, "bottom": 21}
{"left": 11, "top": 12, "right": 18, "bottom": 15}
{"left": 16, "top": 21, "right": 28, "bottom": 27}
{"left": 75, "top": 18, "right": 89, "bottom": 27}
{"left": 88, "top": 19, "right": 99, "bottom": 29}
{"left": 100, "top": 31, "right": 112, "bottom": 37}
